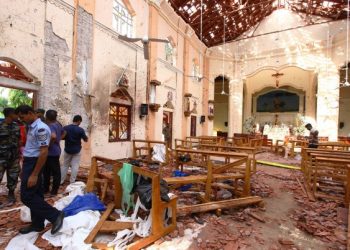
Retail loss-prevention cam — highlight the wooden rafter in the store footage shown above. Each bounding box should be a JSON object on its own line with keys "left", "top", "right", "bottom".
{"left": 169, "top": 0, "right": 348, "bottom": 47}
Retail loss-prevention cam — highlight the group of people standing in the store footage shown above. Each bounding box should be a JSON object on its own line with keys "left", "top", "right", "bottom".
{"left": 0, "top": 105, "right": 87, "bottom": 235}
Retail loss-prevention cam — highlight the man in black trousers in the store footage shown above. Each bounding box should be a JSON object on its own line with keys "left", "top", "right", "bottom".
{"left": 16, "top": 105, "right": 64, "bottom": 234}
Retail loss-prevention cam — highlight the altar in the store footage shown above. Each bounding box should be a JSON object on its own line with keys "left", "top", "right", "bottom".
{"left": 263, "top": 125, "right": 290, "bottom": 143}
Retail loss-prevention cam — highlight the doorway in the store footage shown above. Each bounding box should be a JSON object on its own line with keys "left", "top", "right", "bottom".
{"left": 190, "top": 115, "right": 197, "bottom": 136}
{"left": 214, "top": 76, "right": 229, "bottom": 135}
{"left": 163, "top": 111, "right": 173, "bottom": 147}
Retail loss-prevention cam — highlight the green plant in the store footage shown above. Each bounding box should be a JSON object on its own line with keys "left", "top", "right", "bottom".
{"left": 9, "top": 89, "right": 32, "bottom": 107}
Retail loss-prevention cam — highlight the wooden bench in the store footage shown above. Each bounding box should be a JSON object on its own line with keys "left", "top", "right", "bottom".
{"left": 86, "top": 156, "right": 118, "bottom": 202}
{"left": 195, "top": 144, "right": 257, "bottom": 173}
{"left": 175, "top": 138, "right": 200, "bottom": 149}
{"left": 302, "top": 148, "right": 350, "bottom": 204}
{"left": 85, "top": 160, "right": 177, "bottom": 250}
{"left": 314, "top": 157, "right": 350, "bottom": 206}
{"left": 185, "top": 136, "right": 226, "bottom": 146}
{"left": 318, "top": 141, "right": 350, "bottom": 151}
{"left": 164, "top": 148, "right": 251, "bottom": 200}
{"left": 132, "top": 139, "right": 170, "bottom": 174}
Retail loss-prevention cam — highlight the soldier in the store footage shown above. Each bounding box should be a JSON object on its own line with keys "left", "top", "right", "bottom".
{"left": 0, "top": 107, "right": 21, "bottom": 207}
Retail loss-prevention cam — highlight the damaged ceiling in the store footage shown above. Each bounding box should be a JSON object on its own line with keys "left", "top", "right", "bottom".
{"left": 168, "top": 0, "right": 349, "bottom": 47}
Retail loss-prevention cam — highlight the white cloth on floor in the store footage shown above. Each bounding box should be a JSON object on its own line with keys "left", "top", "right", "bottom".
{"left": 54, "top": 182, "right": 86, "bottom": 210}
{"left": 42, "top": 210, "right": 100, "bottom": 250}
{"left": 107, "top": 229, "right": 136, "bottom": 249}
{"left": 20, "top": 206, "right": 32, "bottom": 223}
{"left": 152, "top": 144, "right": 166, "bottom": 163}
{"left": 5, "top": 232, "right": 40, "bottom": 250}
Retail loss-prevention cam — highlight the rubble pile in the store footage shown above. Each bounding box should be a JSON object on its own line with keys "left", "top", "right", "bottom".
{"left": 291, "top": 198, "right": 347, "bottom": 247}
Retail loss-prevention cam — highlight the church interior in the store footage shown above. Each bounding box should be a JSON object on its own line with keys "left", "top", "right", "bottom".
{"left": 1, "top": 0, "right": 350, "bottom": 249}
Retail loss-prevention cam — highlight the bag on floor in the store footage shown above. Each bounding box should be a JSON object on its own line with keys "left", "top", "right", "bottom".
{"left": 63, "top": 193, "right": 106, "bottom": 217}
{"left": 132, "top": 175, "right": 170, "bottom": 210}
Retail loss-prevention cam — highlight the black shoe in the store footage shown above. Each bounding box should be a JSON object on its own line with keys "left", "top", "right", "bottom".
{"left": 8, "top": 191, "right": 16, "bottom": 203}
{"left": 19, "top": 225, "right": 44, "bottom": 234}
{"left": 51, "top": 211, "right": 65, "bottom": 234}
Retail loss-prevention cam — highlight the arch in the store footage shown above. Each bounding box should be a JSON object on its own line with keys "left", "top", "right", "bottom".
{"left": 119, "top": 0, "right": 136, "bottom": 16}
{"left": 0, "top": 57, "right": 38, "bottom": 82}
{"left": 244, "top": 64, "right": 315, "bottom": 79}
{"left": 110, "top": 87, "right": 133, "bottom": 104}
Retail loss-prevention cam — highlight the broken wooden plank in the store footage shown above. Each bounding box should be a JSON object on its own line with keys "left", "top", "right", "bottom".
{"left": 177, "top": 196, "right": 263, "bottom": 216}
{"left": 295, "top": 176, "right": 307, "bottom": 197}
{"left": 247, "top": 211, "right": 265, "bottom": 223}
{"left": 348, "top": 204, "right": 350, "bottom": 250}
{"left": 85, "top": 203, "right": 115, "bottom": 244}
{"left": 99, "top": 221, "right": 134, "bottom": 233}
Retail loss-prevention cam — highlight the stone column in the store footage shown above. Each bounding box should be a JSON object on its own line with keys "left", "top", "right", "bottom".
{"left": 228, "top": 78, "right": 243, "bottom": 135}
{"left": 316, "top": 67, "right": 339, "bottom": 140}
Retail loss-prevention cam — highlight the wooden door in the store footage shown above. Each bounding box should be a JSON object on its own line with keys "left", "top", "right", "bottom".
{"left": 190, "top": 116, "right": 197, "bottom": 136}
{"left": 163, "top": 111, "right": 173, "bottom": 147}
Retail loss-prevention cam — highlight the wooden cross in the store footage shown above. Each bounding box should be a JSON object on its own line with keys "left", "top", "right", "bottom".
{"left": 271, "top": 72, "right": 284, "bottom": 88}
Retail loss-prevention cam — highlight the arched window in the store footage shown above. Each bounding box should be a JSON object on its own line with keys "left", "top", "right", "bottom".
{"left": 113, "top": 0, "right": 133, "bottom": 37}
{"left": 109, "top": 88, "right": 133, "bottom": 142}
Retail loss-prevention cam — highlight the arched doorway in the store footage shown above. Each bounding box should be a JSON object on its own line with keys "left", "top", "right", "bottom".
{"left": 213, "top": 76, "right": 229, "bottom": 136}
{"left": 0, "top": 59, "right": 39, "bottom": 116}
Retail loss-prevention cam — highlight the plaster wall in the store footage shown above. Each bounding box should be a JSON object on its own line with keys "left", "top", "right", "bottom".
{"left": 90, "top": 24, "right": 147, "bottom": 159}
{"left": 0, "top": 0, "right": 46, "bottom": 80}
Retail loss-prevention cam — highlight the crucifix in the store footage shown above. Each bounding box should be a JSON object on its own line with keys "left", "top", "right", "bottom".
{"left": 271, "top": 72, "right": 284, "bottom": 88}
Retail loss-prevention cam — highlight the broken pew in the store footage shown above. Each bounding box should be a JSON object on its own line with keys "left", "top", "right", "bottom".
{"left": 85, "top": 161, "right": 177, "bottom": 250}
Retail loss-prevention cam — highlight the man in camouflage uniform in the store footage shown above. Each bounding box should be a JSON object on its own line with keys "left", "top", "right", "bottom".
{"left": 0, "top": 107, "right": 21, "bottom": 206}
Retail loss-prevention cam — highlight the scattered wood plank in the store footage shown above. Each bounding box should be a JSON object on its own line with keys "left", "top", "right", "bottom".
{"left": 247, "top": 211, "right": 265, "bottom": 223}
{"left": 347, "top": 204, "right": 350, "bottom": 250}
{"left": 295, "top": 176, "right": 307, "bottom": 198}
{"left": 177, "top": 196, "right": 263, "bottom": 216}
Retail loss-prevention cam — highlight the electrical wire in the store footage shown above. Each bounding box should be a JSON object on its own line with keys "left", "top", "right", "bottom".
{"left": 345, "top": 0, "right": 349, "bottom": 86}
{"left": 222, "top": 16, "right": 226, "bottom": 95}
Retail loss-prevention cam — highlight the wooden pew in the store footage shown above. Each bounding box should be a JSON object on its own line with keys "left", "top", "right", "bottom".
{"left": 314, "top": 157, "right": 350, "bottom": 206}
{"left": 318, "top": 141, "right": 350, "bottom": 151}
{"left": 175, "top": 138, "right": 199, "bottom": 149}
{"left": 302, "top": 148, "right": 350, "bottom": 203}
{"left": 132, "top": 139, "right": 170, "bottom": 175}
{"left": 85, "top": 160, "right": 177, "bottom": 250}
{"left": 195, "top": 144, "right": 257, "bottom": 173}
{"left": 185, "top": 136, "right": 226, "bottom": 146}
{"left": 164, "top": 148, "right": 251, "bottom": 200}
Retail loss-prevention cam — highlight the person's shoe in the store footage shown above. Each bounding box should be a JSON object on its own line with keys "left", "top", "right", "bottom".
{"left": 51, "top": 211, "right": 65, "bottom": 234}
{"left": 19, "top": 225, "right": 44, "bottom": 234}
{"left": 8, "top": 190, "right": 16, "bottom": 203}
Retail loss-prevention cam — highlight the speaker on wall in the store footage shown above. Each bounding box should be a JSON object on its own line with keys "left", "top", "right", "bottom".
{"left": 140, "top": 104, "right": 148, "bottom": 118}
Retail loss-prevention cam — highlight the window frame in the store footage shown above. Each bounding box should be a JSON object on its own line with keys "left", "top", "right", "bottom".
{"left": 112, "top": 0, "right": 133, "bottom": 37}
{"left": 109, "top": 102, "right": 132, "bottom": 142}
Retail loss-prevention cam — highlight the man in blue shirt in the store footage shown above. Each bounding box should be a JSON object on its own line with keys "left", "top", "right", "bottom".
{"left": 43, "top": 110, "right": 63, "bottom": 196}
{"left": 16, "top": 105, "right": 64, "bottom": 235}
{"left": 61, "top": 115, "right": 88, "bottom": 184}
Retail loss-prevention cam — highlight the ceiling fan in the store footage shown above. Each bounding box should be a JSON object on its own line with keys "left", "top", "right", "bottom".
{"left": 118, "top": 35, "right": 169, "bottom": 60}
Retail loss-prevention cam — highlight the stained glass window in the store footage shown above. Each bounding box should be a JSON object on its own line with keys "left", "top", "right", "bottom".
{"left": 113, "top": 0, "right": 133, "bottom": 37}
{"left": 109, "top": 103, "right": 131, "bottom": 142}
